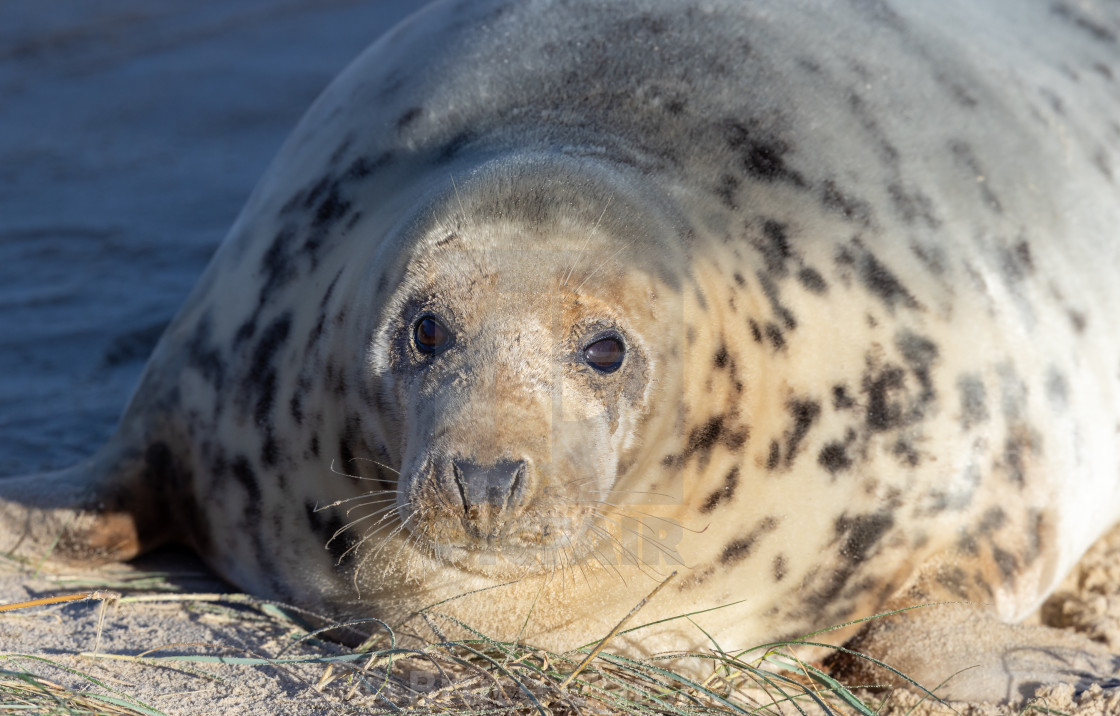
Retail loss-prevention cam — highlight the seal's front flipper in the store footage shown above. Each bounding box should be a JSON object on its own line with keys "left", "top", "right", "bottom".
{"left": 828, "top": 603, "right": 1120, "bottom": 703}
{"left": 0, "top": 445, "right": 172, "bottom": 566}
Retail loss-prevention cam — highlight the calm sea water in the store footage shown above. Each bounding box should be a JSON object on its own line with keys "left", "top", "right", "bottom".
{"left": 0, "top": 0, "right": 425, "bottom": 475}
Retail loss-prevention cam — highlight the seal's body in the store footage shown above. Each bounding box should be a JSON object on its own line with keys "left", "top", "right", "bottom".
{"left": 4, "top": 0, "right": 1120, "bottom": 701}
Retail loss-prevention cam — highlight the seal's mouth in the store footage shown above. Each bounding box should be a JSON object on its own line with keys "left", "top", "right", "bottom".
{"left": 397, "top": 454, "right": 605, "bottom": 572}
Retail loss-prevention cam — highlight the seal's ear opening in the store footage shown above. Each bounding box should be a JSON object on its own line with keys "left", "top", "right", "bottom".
{"left": 0, "top": 443, "right": 172, "bottom": 566}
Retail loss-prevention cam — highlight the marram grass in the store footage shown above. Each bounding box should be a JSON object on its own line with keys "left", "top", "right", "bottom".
{"left": 3, "top": 558, "right": 1071, "bottom": 715}
{"left": 0, "top": 573, "right": 911, "bottom": 716}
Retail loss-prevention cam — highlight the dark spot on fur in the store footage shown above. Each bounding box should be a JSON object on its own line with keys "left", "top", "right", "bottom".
{"left": 1046, "top": 366, "right": 1069, "bottom": 411}
{"left": 765, "top": 323, "right": 785, "bottom": 351}
{"left": 324, "top": 360, "right": 348, "bottom": 398}
{"left": 687, "top": 417, "right": 746, "bottom": 456}
{"left": 289, "top": 394, "right": 304, "bottom": 425}
{"left": 757, "top": 220, "right": 793, "bottom": 276}
{"left": 993, "top": 547, "right": 1019, "bottom": 580}
{"left": 233, "top": 317, "right": 258, "bottom": 348}
{"left": 749, "top": 319, "right": 763, "bottom": 343}
{"left": 849, "top": 0, "right": 907, "bottom": 32}
{"left": 818, "top": 441, "right": 853, "bottom": 475}
{"left": 343, "top": 152, "right": 392, "bottom": 181}
{"left": 1026, "top": 509, "right": 1046, "bottom": 564}
{"left": 797, "top": 267, "right": 828, "bottom": 294}
{"left": 231, "top": 456, "right": 262, "bottom": 519}
{"left": 257, "top": 227, "right": 298, "bottom": 310}
{"left": 757, "top": 274, "right": 797, "bottom": 329}
{"left": 733, "top": 272, "right": 747, "bottom": 288}
{"left": 1068, "top": 310, "right": 1087, "bottom": 333}
{"left": 896, "top": 330, "right": 938, "bottom": 407}
{"left": 999, "top": 240, "right": 1035, "bottom": 283}
{"left": 247, "top": 313, "right": 293, "bottom": 426}
{"left": 835, "top": 512, "right": 894, "bottom": 561}
{"left": 187, "top": 318, "right": 226, "bottom": 390}
{"left": 833, "top": 384, "right": 857, "bottom": 410}
{"left": 312, "top": 185, "right": 351, "bottom": 230}
{"left": 305, "top": 313, "right": 327, "bottom": 354}
{"left": 714, "top": 345, "right": 729, "bottom": 368}
{"left": 887, "top": 184, "right": 941, "bottom": 229}
{"left": 820, "top": 180, "right": 872, "bottom": 224}
{"left": 339, "top": 438, "right": 356, "bottom": 473}
{"left": 1003, "top": 430, "right": 1038, "bottom": 486}
{"left": 1052, "top": 2, "right": 1117, "bottom": 44}
{"left": 945, "top": 80, "right": 979, "bottom": 109}
{"left": 397, "top": 106, "right": 423, "bottom": 129}
{"left": 772, "top": 554, "right": 788, "bottom": 581}
{"left": 853, "top": 246, "right": 920, "bottom": 312}
{"left": 715, "top": 174, "right": 740, "bottom": 209}
{"left": 936, "top": 566, "right": 970, "bottom": 599}
{"left": 891, "top": 437, "right": 920, "bottom": 467}
{"left": 328, "top": 136, "right": 353, "bottom": 165}
{"left": 719, "top": 516, "right": 780, "bottom": 565}
{"left": 957, "top": 531, "right": 979, "bottom": 556}
{"left": 766, "top": 440, "right": 780, "bottom": 470}
{"left": 784, "top": 399, "right": 821, "bottom": 466}
{"left": 863, "top": 363, "right": 907, "bottom": 431}
{"left": 909, "top": 242, "right": 947, "bottom": 276}
{"left": 950, "top": 141, "right": 1003, "bottom": 213}
{"left": 1093, "top": 150, "right": 1113, "bottom": 181}
{"left": 303, "top": 176, "right": 332, "bottom": 209}
{"left": 979, "top": 506, "right": 1006, "bottom": 533}
{"left": 439, "top": 130, "right": 477, "bottom": 161}
{"left": 261, "top": 435, "right": 280, "bottom": 467}
{"left": 724, "top": 121, "right": 806, "bottom": 186}
{"left": 958, "top": 374, "right": 989, "bottom": 429}
{"left": 700, "top": 467, "right": 740, "bottom": 513}
{"left": 1014, "top": 241, "right": 1034, "bottom": 273}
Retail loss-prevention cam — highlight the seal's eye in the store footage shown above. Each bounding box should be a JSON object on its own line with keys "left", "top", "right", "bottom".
{"left": 414, "top": 316, "right": 451, "bottom": 354}
{"left": 584, "top": 336, "right": 625, "bottom": 373}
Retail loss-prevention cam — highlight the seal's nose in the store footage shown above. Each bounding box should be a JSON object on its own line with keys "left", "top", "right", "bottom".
{"left": 452, "top": 459, "right": 528, "bottom": 511}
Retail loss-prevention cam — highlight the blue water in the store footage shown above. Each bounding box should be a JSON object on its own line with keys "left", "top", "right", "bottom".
{"left": 0, "top": 0, "right": 427, "bottom": 475}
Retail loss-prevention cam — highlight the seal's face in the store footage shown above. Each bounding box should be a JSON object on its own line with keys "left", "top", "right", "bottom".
{"left": 373, "top": 210, "right": 674, "bottom": 576}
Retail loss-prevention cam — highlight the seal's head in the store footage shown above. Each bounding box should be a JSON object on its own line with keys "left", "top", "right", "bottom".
{"left": 366, "top": 156, "right": 687, "bottom": 577}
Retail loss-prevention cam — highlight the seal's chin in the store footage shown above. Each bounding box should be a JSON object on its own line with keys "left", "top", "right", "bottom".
{"left": 401, "top": 501, "right": 603, "bottom": 575}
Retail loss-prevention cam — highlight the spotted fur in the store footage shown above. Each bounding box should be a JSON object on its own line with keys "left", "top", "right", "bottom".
{"left": 3, "top": 0, "right": 1120, "bottom": 703}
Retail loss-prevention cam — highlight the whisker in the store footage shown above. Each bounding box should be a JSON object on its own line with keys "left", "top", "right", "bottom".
{"left": 594, "top": 515, "right": 681, "bottom": 574}
{"left": 561, "top": 195, "right": 613, "bottom": 288}
{"left": 329, "top": 504, "right": 402, "bottom": 545}
{"left": 344, "top": 456, "right": 400, "bottom": 476}
{"left": 573, "top": 236, "right": 636, "bottom": 293}
{"left": 586, "top": 498, "right": 710, "bottom": 534}
{"left": 328, "top": 459, "right": 385, "bottom": 482}
{"left": 314, "top": 492, "right": 395, "bottom": 512}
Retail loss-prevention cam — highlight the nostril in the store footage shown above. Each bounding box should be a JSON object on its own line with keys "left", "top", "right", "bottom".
{"left": 506, "top": 462, "right": 526, "bottom": 510}
{"left": 451, "top": 461, "right": 470, "bottom": 515}
{"left": 451, "top": 458, "right": 528, "bottom": 509}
